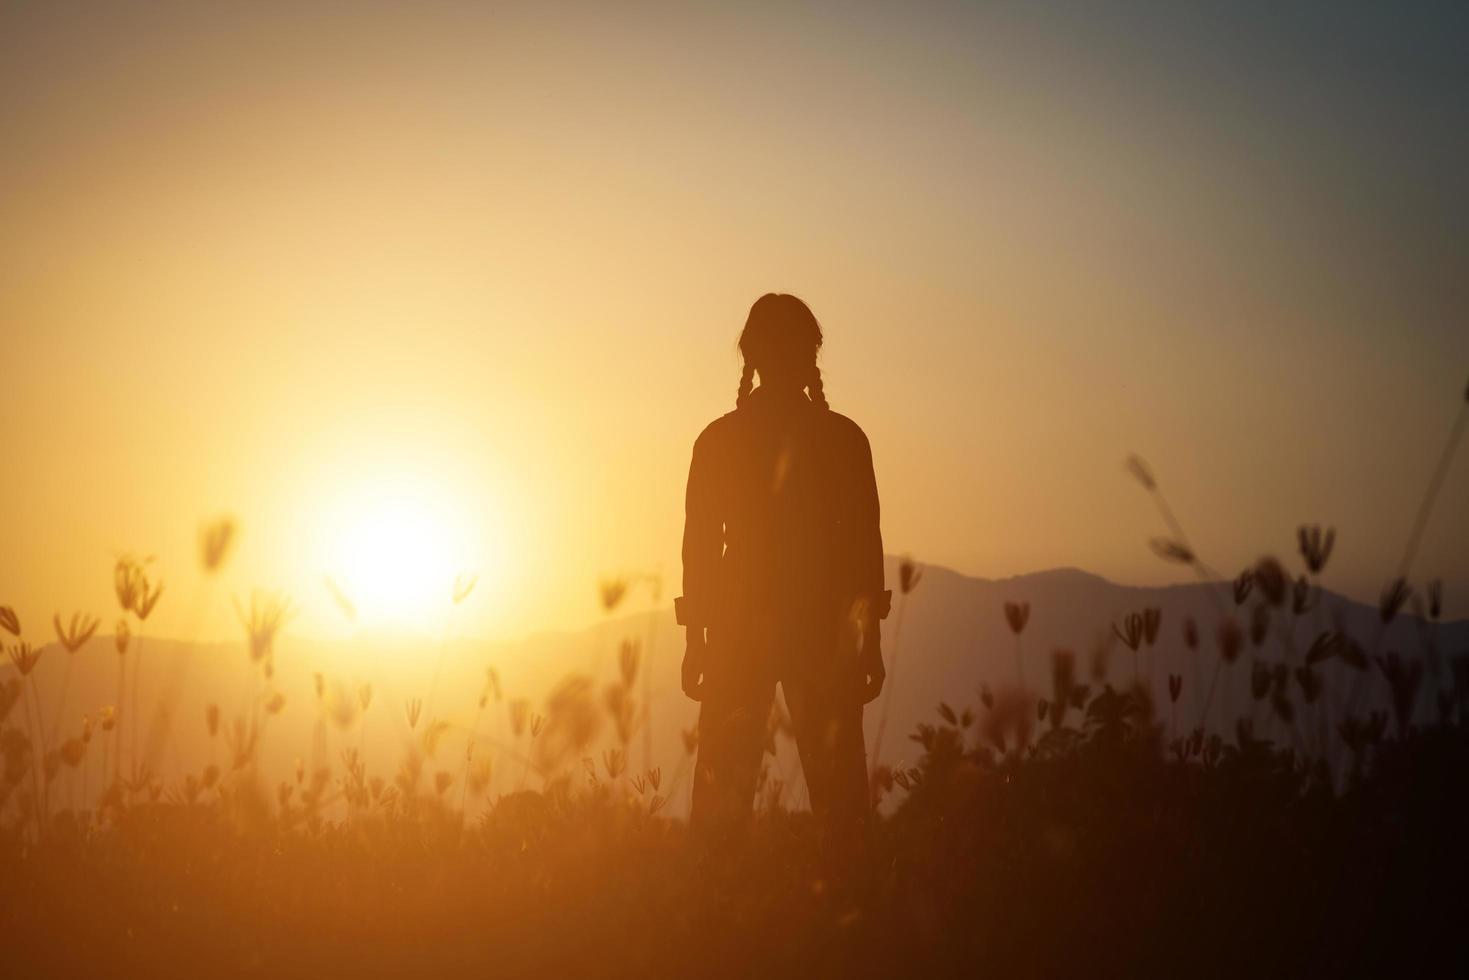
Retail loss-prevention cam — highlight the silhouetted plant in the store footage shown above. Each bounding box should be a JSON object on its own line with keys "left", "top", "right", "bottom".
{"left": 1004, "top": 600, "right": 1030, "bottom": 692}
{"left": 1297, "top": 524, "right": 1335, "bottom": 575}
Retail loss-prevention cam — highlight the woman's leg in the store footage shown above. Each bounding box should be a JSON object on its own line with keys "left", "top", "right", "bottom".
{"left": 691, "top": 681, "right": 774, "bottom": 846}
{"left": 785, "top": 673, "right": 869, "bottom": 854}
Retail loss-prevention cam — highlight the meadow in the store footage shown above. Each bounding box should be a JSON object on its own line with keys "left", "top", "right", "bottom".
{"left": 3, "top": 384, "right": 1466, "bottom": 979}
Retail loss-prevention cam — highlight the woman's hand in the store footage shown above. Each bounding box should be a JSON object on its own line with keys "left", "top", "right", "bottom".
{"left": 681, "top": 628, "right": 707, "bottom": 701}
{"left": 860, "top": 635, "right": 886, "bottom": 704}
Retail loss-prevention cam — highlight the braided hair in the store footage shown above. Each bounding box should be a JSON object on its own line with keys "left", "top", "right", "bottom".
{"left": 736, "top": 361, "right": 756, "bottom": 407}
{"left": 807, "top": 364, "right": 828, "bottom": 409}
{"left": 736, "top": 293, "right": 828, "bottom": 409}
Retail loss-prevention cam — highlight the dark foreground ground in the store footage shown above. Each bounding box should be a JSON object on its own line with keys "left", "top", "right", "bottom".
{"left": 4, "top": 703, "right": 1465, "bottom": 980}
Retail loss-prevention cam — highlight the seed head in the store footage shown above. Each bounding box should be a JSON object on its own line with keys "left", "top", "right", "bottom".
{"left": 114, "top": 619, "right": 131, "bottom": 656}
{"left": 7, "top": 642, "right": 41, "bottom": 676}
{"left": 1297, "top": 525, "right": 1335, "bottom": 575}
{"left": 1233, "top": 570, "right": 1254, "bottom": 607}
{"left": 114, "top": 555, "right": 162, "bottom": 620}
{"left": 114, "top": 555, "right": 144, "bottom": 613}
{"left": 619, "top": 638, "right": 640, "bottom": 687}
{"left": 1305, "top": 631, "right": 1341, "bottom": 666}
{"left": 1253, "top": 558, "right": 1287, "bottom": 607}
{"left": 1168, "top": 674, "right": 1182, "bottom": 704}
{"left": 1142, "top": 608, "right": 1162, "bottom": 647}
{"left": 1292, "top": 576, "right": 1314, "bottom": 615}
{"left": 233, "top": 590, "right": 294, "bottom": 663}
{"left": 134, "top": 579, "right": 164, "bottom": 621}
{"left": 1379, "top": 578, "right": 1411, "bottom": 625}
{"left": 453, "top": 573, "right": 478, "bottom": 605}
{"left": 53, "top": 612, "right": 100, "bottom": 654}
{"left": 899, "top": 558, "right": 923, "bottom": 595}
{"left": 1250, "top": 605, "right": 1271, "bottom": 647}
{"left": 1182, "top": 617, "right": 1199, "bottom": 651}
{"left": 1294, "top": 665, "right": 1323, "bottom": 704}
{"left": 1003, "top": 601, "right": 1030, "bottom": 636}
{"left": 1217, "top": 618, "right": 1243, "bottom": 664}
{"left": 0, "top": 606, "right": 19, "bottom": 637}
{"left": 1124, "top": 454, "right": 1156, "bottom": 491}
{"left": 405, "top": 698, "right": 423, "bottom": 730}
{"left": 199, "top": 517, "right": 237, "bottom": 574}
{"left": 598, "top": 577, "right": 628, "bottom": 613}
{"left": 1149, "top": 538, "right": 1194, "bottom": 564}
{"left": 1113, "top": 613, "right": 1144, "bottom": 652}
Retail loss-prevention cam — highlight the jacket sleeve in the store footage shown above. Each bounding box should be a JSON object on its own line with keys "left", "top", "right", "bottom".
{"left": 851, "top": 426, "right": 890, "bottom": 619}
{"left": 678, "top": 429, "right": 722, "bottom": 628}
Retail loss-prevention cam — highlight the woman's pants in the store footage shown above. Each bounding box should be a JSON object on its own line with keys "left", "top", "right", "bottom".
{"left": 691, "top": 664, "right": 869, "bottom": 851}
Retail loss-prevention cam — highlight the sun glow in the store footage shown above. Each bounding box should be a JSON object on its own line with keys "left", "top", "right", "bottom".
{"left": 322, "top": 478, "right": 475, "bottom": 629}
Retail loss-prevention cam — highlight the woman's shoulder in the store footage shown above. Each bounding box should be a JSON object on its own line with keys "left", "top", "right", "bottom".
{"left": 692, "top": 404, "right": 868, "bottom": 450}
{"left": 818, "top": 408, "right": 870, "bottom": 447}
{"left": 692, "top": 410, "right": 741, "bottom": 450}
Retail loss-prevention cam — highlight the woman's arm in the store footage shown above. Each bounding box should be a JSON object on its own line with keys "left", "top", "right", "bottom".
{"left": 851, "top": 428, "right": 886, "bottom": 606}
{"left": 851, "top": 426, "right": 889, "bottom": 703}
{"left": 678, "top": 429, "right": 723, "bottom": 628}
{"left": 678, "top": 428, "right": 722, "bottom": 699}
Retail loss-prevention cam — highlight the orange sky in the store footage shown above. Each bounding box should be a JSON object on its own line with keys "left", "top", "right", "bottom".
{"left": 4, "top": 2, "right": 1466, "bottom": 643}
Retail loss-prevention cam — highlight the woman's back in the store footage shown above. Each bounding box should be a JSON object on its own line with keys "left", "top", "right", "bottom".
{"left": 683, "top": 383, "right": 882, "bottom": 653}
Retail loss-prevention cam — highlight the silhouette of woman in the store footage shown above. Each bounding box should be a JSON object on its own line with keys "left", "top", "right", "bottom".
{"left": 676, "top": 293, "right": 889, "bottom": 848}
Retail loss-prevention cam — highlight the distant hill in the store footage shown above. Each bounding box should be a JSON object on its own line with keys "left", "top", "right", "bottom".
{"left": 8, "top": 557, "right": 1464, "bottom": 815}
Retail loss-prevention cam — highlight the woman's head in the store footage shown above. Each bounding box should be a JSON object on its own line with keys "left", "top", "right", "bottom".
{"left": 737, "top": 293, "right": 827, "bottom": 408}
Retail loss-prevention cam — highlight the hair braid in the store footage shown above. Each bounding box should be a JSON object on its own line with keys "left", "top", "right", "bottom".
{"left": 735, "top": 361, "right": 755, "bottom": 408}
{"left": 807, "top": 364, "right": 829, "bottom": 409}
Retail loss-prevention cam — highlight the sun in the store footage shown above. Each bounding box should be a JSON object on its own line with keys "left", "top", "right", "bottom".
{"left": 322, "top": 477, "right": 472, "bottom": 628}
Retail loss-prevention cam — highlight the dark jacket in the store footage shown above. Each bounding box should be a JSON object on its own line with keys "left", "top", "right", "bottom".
{"left": 678, "top": 386, "right": 886, "bottom": 677}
